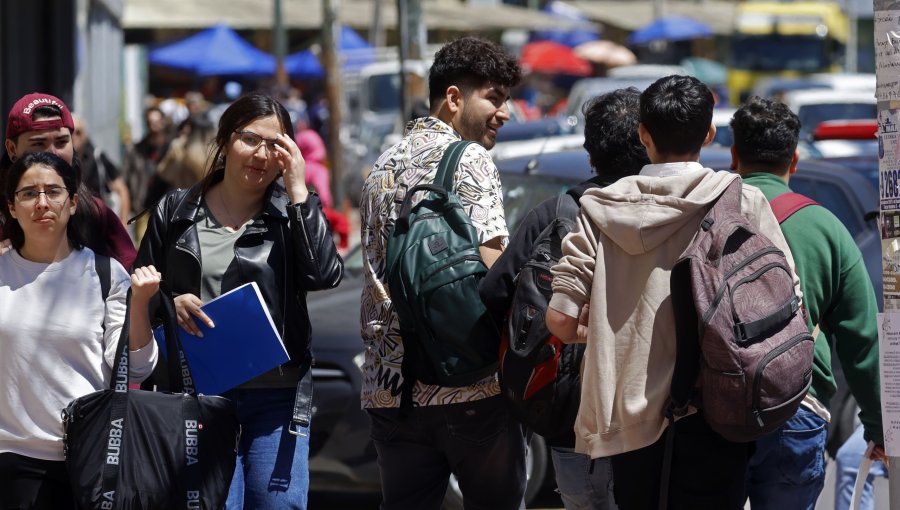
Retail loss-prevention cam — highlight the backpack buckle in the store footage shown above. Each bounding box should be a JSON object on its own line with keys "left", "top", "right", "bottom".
{"left": 700, "top": 217, "right": 715, "bottom": 231}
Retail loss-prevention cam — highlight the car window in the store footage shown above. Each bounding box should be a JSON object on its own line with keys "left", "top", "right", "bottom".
{"left": 797, "top": 103, "right": 877, "bottom": 138}
{"left": 790, "top": 176, "right": 863, "bottom": 237}
{"left": 501, "top": 173, "right": 580, "bottom": 232}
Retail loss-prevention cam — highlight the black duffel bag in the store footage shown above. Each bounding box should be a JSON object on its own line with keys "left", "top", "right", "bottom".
{"left": 62, "top": 284, "right": 240, "bottom": 509}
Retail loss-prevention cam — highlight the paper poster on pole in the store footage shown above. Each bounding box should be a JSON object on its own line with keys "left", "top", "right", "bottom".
{"left": 878, "top": 313, "right": 900, "bottom": 456}
{"left": 879, "top": 108, "right": 900, "bottom": 305}
{"left": 876, "top": 10, "right": 900, "bottom": 101}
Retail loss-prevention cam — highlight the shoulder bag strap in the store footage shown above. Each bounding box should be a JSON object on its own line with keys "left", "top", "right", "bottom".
{"left": 434, "top": 141, "right": 474, "bottom": 191}
{"left": 770, "top": 192, "right": 819, "bottom": 224}
{"left": 95, "top": 254, "right": 112, "bottom": 333}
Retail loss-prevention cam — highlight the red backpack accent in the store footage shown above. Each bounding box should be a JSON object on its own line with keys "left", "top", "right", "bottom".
{"left": 769, "top": 192, "right": 819, "bottom": 224}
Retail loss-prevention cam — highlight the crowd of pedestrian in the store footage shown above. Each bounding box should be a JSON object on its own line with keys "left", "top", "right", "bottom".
{"left": 0, "top": 34, "right": 887, "bottom": 510}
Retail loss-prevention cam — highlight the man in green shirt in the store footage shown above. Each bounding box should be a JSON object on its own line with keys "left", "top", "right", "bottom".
{"left": 730, "top": 96, "right": 885, "bottom": 509}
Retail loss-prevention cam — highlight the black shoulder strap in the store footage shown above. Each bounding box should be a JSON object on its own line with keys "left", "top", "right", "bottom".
{"left": 96, "top": 254, "right": 112, "bottom": 333}
{"left": 434, "top": 141, "right": 474, "bottom": 191}
{"left": 555, "top": 192, "right": 580, "bottom": 220}
{"left": 548, "top": 193, "right": 580, "bottom": 260}
{"left": 96, "top": 254, "right": 112, "bottom": 302}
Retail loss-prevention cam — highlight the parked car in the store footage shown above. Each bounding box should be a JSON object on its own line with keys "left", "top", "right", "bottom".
{"left": 561, "top": 76, "right": 659, "bottom": 132}
{"left": 782, "top": 89, "right": 877, "bottom": 140}
{"left": 308, "top": 145, "right": 880, "bottom": 504}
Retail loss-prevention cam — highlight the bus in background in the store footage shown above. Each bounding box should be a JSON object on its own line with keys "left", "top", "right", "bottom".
{"left": 728, "top": 1, "right": 848, "bottom": 105}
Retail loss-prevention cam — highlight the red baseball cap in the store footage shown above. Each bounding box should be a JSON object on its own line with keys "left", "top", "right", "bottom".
{"left": 5, "top": 92, "right": 74, "bottom": 141}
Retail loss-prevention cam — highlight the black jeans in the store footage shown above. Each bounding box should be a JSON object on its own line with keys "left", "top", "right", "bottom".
{"left": 367, "top": 395, "right": 527, "bottom": 510}
{"left": 0, "top": 452, "right": 75, "bottom": 510}
{"left": 610, "top": 414, "right": 754, "bottom": 510}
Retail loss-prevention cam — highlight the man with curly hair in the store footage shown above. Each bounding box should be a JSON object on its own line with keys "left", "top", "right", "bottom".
{"left": 480, "top": 87, "right": 648, "bottom": 510}
{"left": 359, "top": 37, "right": 525, "bottom": 509}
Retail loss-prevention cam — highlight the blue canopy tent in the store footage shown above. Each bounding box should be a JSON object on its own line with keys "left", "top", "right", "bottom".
{"left": 285, "top": 50, "right": 324, "bottom": 79}
{"left": 627, "top": 15, "right": 713, "bottom": 45}
{"left": 149, "top": 24, "right": 275, "bottom": 76}
{"left": 285, "top": 26, "right": 374, "bottom": 79}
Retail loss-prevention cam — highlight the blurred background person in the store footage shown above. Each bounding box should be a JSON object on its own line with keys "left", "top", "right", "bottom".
{"left": 72, "top": 114, "right": 132, "bottom": 222}
{"left": 155, "top": 115, "right": 216, "bottom": 193}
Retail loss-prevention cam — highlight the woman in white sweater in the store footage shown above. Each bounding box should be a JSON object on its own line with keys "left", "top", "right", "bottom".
{"left": 0, "top": 152, "right": 161, "bottom": 509}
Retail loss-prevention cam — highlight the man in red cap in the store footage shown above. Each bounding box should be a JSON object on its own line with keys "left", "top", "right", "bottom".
{"left": 1, "top": 92, "right": 136, "bottom": 269}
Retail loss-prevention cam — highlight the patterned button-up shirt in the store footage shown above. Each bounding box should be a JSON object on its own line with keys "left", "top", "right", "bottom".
{"left": 359, "top": 117, "right": 508, "bottom": 408}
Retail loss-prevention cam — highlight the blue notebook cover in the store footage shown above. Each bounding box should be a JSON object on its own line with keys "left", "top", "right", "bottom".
{"left": 153, "top": 281, "right": 289, "bottom": 395}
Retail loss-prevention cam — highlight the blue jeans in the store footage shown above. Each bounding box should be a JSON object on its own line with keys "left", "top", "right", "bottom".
{"left": 835, "top": 425, "right": 888, "bottom": 510}
{"left": 746, "top": 406, "right": 828, "bottom": 510}
{"left": 367, "top": 395, "right": 527, "bottom": 510}
{"left": 550, "top": 446, "right": 617, "bottom": 510}
{"left": 224, "top": 387, "right": 310, "bottom": 510}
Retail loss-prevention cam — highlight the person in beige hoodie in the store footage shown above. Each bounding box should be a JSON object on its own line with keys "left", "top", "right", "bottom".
{"left": 546, "top": 75, "right": 801, "bottom": 510}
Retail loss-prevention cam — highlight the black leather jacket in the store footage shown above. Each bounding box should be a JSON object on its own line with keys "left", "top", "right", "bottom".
{"left": 135, "top": 175, "right": 344, "bottom": 381}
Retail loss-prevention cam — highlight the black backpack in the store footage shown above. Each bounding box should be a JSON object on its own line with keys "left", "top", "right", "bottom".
{"left": 386, "top": 141, "right": 501, "bottom": 398}
{"left": 668, "top": 178, "right": 814, "bottom": 442}
{"left": 500, "top": 190, "right": 587, "bottom": 438}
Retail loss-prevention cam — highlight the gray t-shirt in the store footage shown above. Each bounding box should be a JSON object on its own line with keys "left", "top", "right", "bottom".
{"left": 197, "top": 200, "right": 297, "bottom": 389}
{"left": 196, "top": 201, "right": 246, "bottom": 303}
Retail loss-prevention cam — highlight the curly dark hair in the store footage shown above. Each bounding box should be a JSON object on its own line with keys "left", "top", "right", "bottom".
{"left": 640, "top": 75, "right": 714, "bottom": 157}
{"left": 582, "top": 87, "right": 649, "bottom": 180}
{"left": 730, "top": 96, "right": 800, "bottom": 171}
{"left": 2, "top": 152, "right": 89, "bottom": 251}
{"left": 428, "top": 37, "right": 522, "bottom": 106}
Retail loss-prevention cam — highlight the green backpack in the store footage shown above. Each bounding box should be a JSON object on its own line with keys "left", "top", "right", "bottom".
{"left": 386, "top": 140, "right": 500, "bottom": 398}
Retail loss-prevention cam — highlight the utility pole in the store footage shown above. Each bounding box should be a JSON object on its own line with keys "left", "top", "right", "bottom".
{"left": 848, "top": 0, "right": 859, "bottom": 73}
{"left": 397, "top": 0, "right": 410, "bottom": 124}
{"left": 397, "top": 0, "right": 425, "bottom": 125}
{"left": 322, "top": 0, "right": 344, "bottom": 204}
{"left": 874, "top": 0, "right": 899, "bottom": 507}
{"left": 369, "top": 0, "right": 385, "bottom": 48}
{"left": 653, "top": 0, "right": 667, "bottom": 19}
{"left": 274, "top": 0, "right": 288, "bottom": 86}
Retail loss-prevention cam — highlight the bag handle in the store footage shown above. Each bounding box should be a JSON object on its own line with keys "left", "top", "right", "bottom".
{"left": 850, "top": 440, "right": 876, "bottom": 510}
{"left": 107, "top": 283, "right": 196, "bottom": 394}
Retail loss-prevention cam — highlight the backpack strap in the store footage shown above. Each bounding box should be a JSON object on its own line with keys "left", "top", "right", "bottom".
{"left": 769, "top": 192, "right": 818, "bottom": 224}
{"left": 96, "top": 254, "right": 112, "bottom": 303}
{"left": 95, "top": 254, "right": 112, "bottom": 332}
{"left": 549, "top": 193, "right": 580, "bottom": 260}
{"left": 434, "top": 141, "right": 474, "bottom": 191}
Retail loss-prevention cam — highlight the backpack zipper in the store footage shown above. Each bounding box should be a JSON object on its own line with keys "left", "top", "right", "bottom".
{"left": 751, "top": 333, "right": 813, "bottom": 426}
{"left": 424, "top": 254, "right": 483, "bottom": 281}
{"left": 705, "top": 254, "right": 788, "bottom": 325}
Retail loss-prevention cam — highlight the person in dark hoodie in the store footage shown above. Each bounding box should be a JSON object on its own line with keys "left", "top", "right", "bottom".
{"left": 480, "top": 87, "right": 648, "bottom": 510}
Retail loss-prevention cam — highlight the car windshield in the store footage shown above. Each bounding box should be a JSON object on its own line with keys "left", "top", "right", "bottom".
{"left": 798, "top": 103, "right": 877, "bottom": 138}
{"left": 500, "top": 172, "right": 581, "bottom": 230}
{"left": 732, "top": 35, "right": 829, "bottom": 72}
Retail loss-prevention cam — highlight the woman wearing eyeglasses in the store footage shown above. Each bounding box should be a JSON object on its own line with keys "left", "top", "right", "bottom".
{"left": 0, "top": 152, "right": 160, "bottom": 509}
{"left": 135, "top": 93, "right": 343, "bottom": 509}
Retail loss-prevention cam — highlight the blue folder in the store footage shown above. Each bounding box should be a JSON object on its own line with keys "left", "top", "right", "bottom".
{"left": 153, "top": 282, "right": 289, "bottom": 395}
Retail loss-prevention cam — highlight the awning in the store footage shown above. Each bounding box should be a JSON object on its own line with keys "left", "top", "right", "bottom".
{"left": 563, "top": 1, "right": 735, "bottom": 35}
{"left": 122, "top": 0, "right": 590, "bottom": 31}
